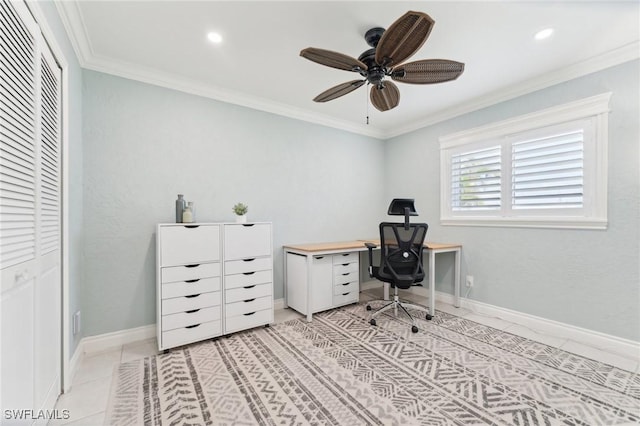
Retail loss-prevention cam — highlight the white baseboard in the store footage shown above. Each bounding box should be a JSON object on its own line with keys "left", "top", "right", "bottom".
{"left": 66, "top": 342, "right": 84, "bottom": 390}
{"left": 364, "top": 282, "right": 640, "bottom": 360}
{"left": 455, "top": 296, "right": 639, "bottom": 360}
{"left": 76, "top": 324, "right": 156, "bottom": 357}
{"left": 274, "top": 298, "right": 285, "bottom": 310}
{"left": 65, "top": 324, "right": 156, "bottom": 390}
{"left": 68, "top": 289, "right": 639, "bottom": 376}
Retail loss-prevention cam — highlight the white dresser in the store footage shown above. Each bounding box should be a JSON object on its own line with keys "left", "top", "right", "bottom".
{"left": 223, "top": 223, "right": 274, "bottom": 334}
{"left": 156, "top": 222, "right": 273, "bottom": 350}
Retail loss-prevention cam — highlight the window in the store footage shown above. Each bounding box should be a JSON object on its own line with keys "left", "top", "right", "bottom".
{"left": 440, "top": 93, "right": 610, "bottom": 229}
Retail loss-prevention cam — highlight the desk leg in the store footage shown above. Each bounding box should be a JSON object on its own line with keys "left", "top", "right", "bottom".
{"left": 306, "top": 254, "right": 313, "bottom": 322}
{"left": 429, "top": 250, "right": 436, "bottom": 317}
{"left": 454, "top": 248, "right": 461, "bottom": 308}
{"left": 282, "top": 250, "right": 288, "bottom": 309}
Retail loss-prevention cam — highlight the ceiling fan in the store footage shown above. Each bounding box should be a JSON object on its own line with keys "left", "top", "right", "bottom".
{"left": 300, "top": 11, "right": 465, "bottom": 112}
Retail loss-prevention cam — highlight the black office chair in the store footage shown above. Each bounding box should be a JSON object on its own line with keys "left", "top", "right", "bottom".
{"left": 365, "top": 199, "right": 432, "bottom": 333}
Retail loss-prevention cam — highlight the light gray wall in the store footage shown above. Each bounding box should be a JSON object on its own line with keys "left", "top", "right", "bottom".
{"left": 384, "top": 60, "right": 640, "bottom": 341}
{"left": 82, "top": 71, "right": 386, "bottom": 336}
{"left": 36, "top": 1, "right": 84, "bottom": 356}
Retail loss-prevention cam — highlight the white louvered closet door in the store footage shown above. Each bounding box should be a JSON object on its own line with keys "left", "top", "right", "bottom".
{"left": 1, "top": 0, "right": 62, "bottom": 418}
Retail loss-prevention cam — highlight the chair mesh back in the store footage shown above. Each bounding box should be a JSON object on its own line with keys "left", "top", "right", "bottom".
{"left": 378, "top": 222, "right": 428, "bottom": 288}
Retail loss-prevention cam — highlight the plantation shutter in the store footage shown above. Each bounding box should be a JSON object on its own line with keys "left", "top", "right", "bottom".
{"left": 451, "top": 145, "right": 501, "bottom": 211}
{"left": 511, "top": 130, "right": 584, "bottom": 209}
{"left": 0, "top": 0, "right": 37, "bottom": 269}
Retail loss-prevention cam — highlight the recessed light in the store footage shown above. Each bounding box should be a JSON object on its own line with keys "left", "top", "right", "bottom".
{"left": 534, "top": 28, "right": 554, "bottom": 41}
{"left": 207, "top": 32, "right": 223, "bottom": 44}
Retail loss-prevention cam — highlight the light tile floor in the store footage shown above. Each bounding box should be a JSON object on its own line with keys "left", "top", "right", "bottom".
{"left": 51, "top": 289, "right": 639, "bottom": 425}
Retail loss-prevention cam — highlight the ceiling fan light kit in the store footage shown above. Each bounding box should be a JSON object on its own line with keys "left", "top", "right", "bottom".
{"left": 300, "top": 11, "right": 465, "bottom": 112}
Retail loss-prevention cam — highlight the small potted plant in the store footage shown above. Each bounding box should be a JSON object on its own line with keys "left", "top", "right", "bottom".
{"left": 232, "top": 202, "right": 248, "bottom": 223}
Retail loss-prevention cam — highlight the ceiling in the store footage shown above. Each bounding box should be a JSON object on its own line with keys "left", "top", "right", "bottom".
{"left": 56, "top": 1, "right": 639, "bottom": 139}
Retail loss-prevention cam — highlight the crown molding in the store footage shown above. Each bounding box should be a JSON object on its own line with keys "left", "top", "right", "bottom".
{"left": 54, "top": 0, "right": 92, "bottom": 67}
{"left": 382, "top": 41, "right": 639, "bottom": 139}
{"left": 84, "top": 52, "right": 386, "bottom": 139}
{"left": 55, "top": 1, "right": 638, "bottom": 140}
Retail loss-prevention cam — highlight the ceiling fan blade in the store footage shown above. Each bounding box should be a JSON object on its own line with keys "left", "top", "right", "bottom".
{"left": 313, "top": 80, "right": 366, "bottom": 102}
{"left": 392, "top": 59, "right": 465, "bottom": 84}
{"left": 300, "top": 47, "right": 367, "bottom": 72}
{"left": 370, "top": 81, "right": 400, "bottom": 112}
{"left": 375, "top": 11, "right": 434, "bottom": 67}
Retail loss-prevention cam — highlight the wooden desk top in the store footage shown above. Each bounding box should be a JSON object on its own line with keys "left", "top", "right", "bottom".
{"left": 284, "top": 239, "right": 461, "bottom": 253}
{"left": 283, "top": 240, "right": 369, "bottom": 252}
{"left": 360, "top": 239, "right": 461, "bottom": 250}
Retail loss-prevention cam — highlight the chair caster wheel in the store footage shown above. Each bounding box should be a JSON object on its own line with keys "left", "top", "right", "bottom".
{"left": 411, "top": 325, "right": 418, "bottom": 333}
{"left": 370, "top": 319, "right": 376, "bottom": 326}
{"left": 426, "top": 314, "right": 433, "bottom": 320}
{"left": 366, "top": 305, "right": 372, "bottom": 311}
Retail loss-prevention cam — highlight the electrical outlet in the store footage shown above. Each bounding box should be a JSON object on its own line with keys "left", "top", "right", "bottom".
{"left": 73, "top": 311, "right": 81, "bottom": 336}
{"left": 466, "top": 275, "right": 474, "bottom": 287}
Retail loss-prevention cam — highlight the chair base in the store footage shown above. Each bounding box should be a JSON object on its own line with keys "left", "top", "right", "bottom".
{"left": 366, "top": 290, "right": 433, "bottom": 333}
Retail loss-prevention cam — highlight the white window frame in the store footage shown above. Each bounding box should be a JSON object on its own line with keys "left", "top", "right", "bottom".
{"left": 440, "top": 93, "right": 610, "bottom": 229}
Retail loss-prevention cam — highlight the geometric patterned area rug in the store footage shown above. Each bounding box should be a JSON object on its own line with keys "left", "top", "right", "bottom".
{"left": 105, "top": 303, "right": 640, "bottom": 425}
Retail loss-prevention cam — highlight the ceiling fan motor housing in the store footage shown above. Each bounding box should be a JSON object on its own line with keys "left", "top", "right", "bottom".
{"left": 358, "top": 47, "right": 386, "bottom": 87}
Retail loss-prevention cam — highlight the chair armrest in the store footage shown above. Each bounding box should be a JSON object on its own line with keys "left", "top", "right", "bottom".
{"left": 364, "top": 242, "right": 378, "bottom": 278}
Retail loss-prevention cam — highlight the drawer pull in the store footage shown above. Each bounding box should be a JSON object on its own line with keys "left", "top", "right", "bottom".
{"left": 342, "top": 272, "right": 350, "bottom": 276}
{"left": 342, "top": 283, "right": 350, "bottom": 286}
{"left": 341, "top": 253, "right": 350, "bottom": 257}
{"left": 242, "top": 224, "right": 255, "bottom": 227}
{"left": 342, "top": 263, "right": 349, "bottom": 266}
{"left": 315, "top": 256, "right": 324, "bottom": 260}
{"left": 185, "top": 294, "right": 201, "bottom": 298}
{"left": 243, "top": 298, "right": 256, "bottom": 303}
{"left": 243, "top": 285, "right": 256, "bottom": 289}
{"left": 186, "top": 324, "right": 201, "bottom": 329}
{"left": 185, "top": 309, "right": 201, "bottom": 314}
{"left": 185, "top": 279, "right": 200, "bottom": 283}
{"left": 342, "top": 292, "right": 349, "bottom": 296}
{"left": 243, "top": 312, "right": 256, "bottom": 316}
{"left": 185, "top": 264, "right": 200, "bottom": 268}
{"left": 242, "top": 258, "right": 256, "bottom": 262}
{"left": 243, "top": 271, "right": 256, "bottom": 276}
{"left": 184, "top": 225, "right": 200, "bottom": 229}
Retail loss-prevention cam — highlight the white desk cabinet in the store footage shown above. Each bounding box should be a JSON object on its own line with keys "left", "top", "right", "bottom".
{"left": 286, "top": 250, "right": 359, "bottom": 320}
{"left": 156, "top": 222, "right": 273, "bottom": 351}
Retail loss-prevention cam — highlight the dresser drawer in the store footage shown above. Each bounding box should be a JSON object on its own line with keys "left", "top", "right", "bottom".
{"left": 162, "top": 291, "right": 221, "bottom": 315}
{"left": 334, "top": 280, "right": 359, "bottom": 295}
{"left": 224, "top": 223, "right": 271, "bottom": 260}
{"left": 162, "top": 276, "right": 221, "bottom": 299}
{"left": 333, "top": 290, "right": 358, "bottom": 306}
{"left": 160, "top": 225, "right": 220, "bottom": 266}
{"left": 162, "top": 262, "right": 220, "bottom": 283}
{"left": 225, "top": 270, "right": 272, "bottom": 290}
{"left": 224, "top": 295, "right": 272, "bottom": 318}
{"left": 333, "top": 261, "right": 358, "bottom": 275}
{"left": 162, "top": 306, "right": 221, "bottom": 331}
{"left": 333, "top": 252, "right": 358, "bottom": 264}
{"left": 162, "top": 320, "right": 221, "bottom": 349}
{"left": 334, "top": 270, "right": 359, "bottom": 285}
{"left": 225, "top": 309, "right": 272, "bottom": 334}
{"left": 225, "top": 257, "right": 272, "bottom": 275}
{"left": 225, "top": 282, "right": 272, "bottom": 304}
